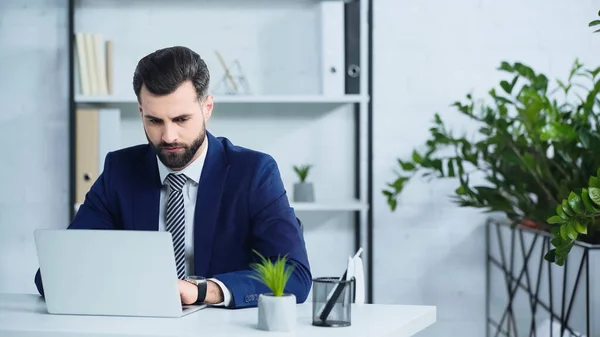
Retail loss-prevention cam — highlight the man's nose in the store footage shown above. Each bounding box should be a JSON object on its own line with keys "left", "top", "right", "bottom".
{"left": 162, "top": 124, "right": 177, "bottom": 144}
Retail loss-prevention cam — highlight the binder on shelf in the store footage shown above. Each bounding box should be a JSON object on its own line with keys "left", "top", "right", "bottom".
{"left": 320, "top": 0, "right": 345, "bottom": 96}
{"left": 344, "top": 0, "right": 361, "bottom": 94}
{"left": 75, "top": 108, "right": 99, "bottom": 205}
{"left": 75, "top": 108, "right": 121, "bottom": 205}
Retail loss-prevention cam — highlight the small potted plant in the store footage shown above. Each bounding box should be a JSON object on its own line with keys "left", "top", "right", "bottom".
{"left": 293, "top": 164, "right": 314, "bottom": 202}
{"left": 249, "top": 250, "right": 297, "bottom": 332}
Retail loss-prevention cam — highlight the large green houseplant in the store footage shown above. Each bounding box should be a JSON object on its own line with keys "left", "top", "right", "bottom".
{"left": 383, "top": 59, "right": 600, "bottom": 266}
{"left": 541, "top": 11, "right": 600, "bottom": 265}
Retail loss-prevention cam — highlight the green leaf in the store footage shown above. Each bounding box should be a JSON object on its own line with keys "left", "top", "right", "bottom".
{"left": 556, "top": 204, "right": 569, "bottom": 220}
{"left": 589, "top": 176, "right": 600, "bottom": 188}
{"left": 579, "top": 130, "right": 591, "bottom": 149}
{"left": 560, "top": 224, "right": 570, "bottom": 240}
{"left": 388, "top": 198, "right": 397, "bottom": 211}
{"left": 572, "top": 218, "right": 587, "bottom": 235}
{"left": 556, "top": 205, "right": 568, "bottom": 220}
{"left": 522, "top": 152, "right": 535, "bottom": 171}
{"left": 248, "top": 250, "right": 295, "bottom": 297}
{"left": 541, "top": 122, "right": 577, "bottom": 141}
{"left": 566, "top": 221, "right": 579, "bottom": 240}
{"left": 547, "top": 215, "right": 566, "bottom": 224}
{"left": 567, "top": 192, "right": 585, "bottom": 215}
{"left": 388, "top": 177, "right": 409, "bottom": 192}
{"left": 590, "top": 20, "right": 600, "bottom": 27}
{"left": 544, "top": 249, "right": 556, "bottom": 263}
{"left": 556, "top": 239, "right": 574, "bottom": 256}
{"left": 562, "top": 199, "right": 575, "bottom": 216}
{"left": 398, "top": 160, "right": 416, "bottom": 171}
{"left": 498, "top": 61, "right": 514, "bottom": 72}
{"left": 412, "top": 150, "right": 423, "bottom": 164}
{"left": 551, "top": 236, "right": 563, "bottom": 248}
{"left": 293, "top": 165, "right": 312, "bottom": 182}
{"left": 581, "top": 188, "right": 600, "bottom": 213}
{"left": 588, "top": 187, "right": 600, "bottom": 206}
{"left": 500, "top": 80, "right": 512, "bottom": 94}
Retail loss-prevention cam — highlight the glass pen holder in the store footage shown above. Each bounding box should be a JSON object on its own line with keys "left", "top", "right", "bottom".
{"left": 312, "top": 277, "right": 354, "bottom": 327}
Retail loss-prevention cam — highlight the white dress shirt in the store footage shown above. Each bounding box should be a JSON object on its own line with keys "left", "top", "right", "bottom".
{"left": 156, "top": 140, "right": 232, "bottom": 307}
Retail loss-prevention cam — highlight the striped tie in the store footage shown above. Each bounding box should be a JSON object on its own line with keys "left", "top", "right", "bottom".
{"left": 165, "top": 173, "right": 187, "bottom": 279}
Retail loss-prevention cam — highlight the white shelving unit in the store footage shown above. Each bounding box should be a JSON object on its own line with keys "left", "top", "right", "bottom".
{"left": 68, "top": 0, "right": 373, "bottom": 301}
{"left": 76, "top": 95, "right": 368, "bottom": 104}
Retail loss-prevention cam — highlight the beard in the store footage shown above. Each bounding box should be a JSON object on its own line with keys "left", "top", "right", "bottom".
{"left": 147, "top": 127, "right": 206, "bottom": 170}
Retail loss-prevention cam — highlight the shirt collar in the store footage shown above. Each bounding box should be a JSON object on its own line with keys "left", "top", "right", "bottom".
{"left": 156, "top": 137, "right": 208, "bottom": 186}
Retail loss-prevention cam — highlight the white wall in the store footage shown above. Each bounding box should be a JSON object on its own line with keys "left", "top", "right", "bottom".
{"left": 0, "top": 0, "right": 69, "bottom": 294}
{"left": 372, "top": 0, "right": 600, "bottom": 336}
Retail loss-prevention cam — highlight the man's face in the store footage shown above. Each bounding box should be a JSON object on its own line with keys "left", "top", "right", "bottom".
{"left": 138, "top": 80, "right": 213, "bottom": 170}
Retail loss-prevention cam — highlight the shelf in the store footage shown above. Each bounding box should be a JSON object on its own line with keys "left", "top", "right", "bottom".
{"left": 75, "top": 95, "right": 368, "bottom": 104}
{"left": 75, "top": 202, "right": 368, "bottom": 213}
{"left": 290, "top": 201, "right": 368, "bottom": 212}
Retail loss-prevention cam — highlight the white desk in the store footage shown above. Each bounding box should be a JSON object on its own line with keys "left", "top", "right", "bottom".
{"left": 0, "top": 294, "right": 436, "bottom": 337}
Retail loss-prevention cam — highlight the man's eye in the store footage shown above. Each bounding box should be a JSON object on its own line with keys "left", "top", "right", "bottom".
{"left": 175, "top": 118, "right": 188, "bottom": 123}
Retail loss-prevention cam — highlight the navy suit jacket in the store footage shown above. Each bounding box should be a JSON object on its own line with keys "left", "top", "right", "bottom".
{"left": 34, "top": 132, "right": 312, "bottom": 308}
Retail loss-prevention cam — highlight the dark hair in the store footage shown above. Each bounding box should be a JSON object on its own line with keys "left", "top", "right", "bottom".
{"left": 132, "top": 46, "right": 210, "bottom": 102}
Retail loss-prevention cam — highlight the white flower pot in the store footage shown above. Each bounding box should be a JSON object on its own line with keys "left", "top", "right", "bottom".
{"left": 293, "top": 182, "right": 314, "bottom": 202}
{"left": 257, "top": 293, "right": 297, "bottom": 332}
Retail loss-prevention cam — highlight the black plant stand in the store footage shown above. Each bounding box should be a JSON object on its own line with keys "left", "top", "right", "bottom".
{"left": 486, "top": 217, "right": 600, "bottom": 337}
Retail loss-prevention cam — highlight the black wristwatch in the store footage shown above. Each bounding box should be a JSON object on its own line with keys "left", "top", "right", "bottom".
{"left": 185, "top": 277, "right": 207, "bottom": 304}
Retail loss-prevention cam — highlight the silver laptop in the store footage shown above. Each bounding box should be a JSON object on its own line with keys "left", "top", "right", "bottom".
{"left": 34, "top": 229, "right": 206, "bottom": 318}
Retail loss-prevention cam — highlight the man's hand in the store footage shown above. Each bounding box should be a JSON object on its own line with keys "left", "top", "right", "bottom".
{"left": 178, "top": 280, "right": 198, "bottom": 305}
{"left": 178, "top": 279, "right": 224, "bottom": 305}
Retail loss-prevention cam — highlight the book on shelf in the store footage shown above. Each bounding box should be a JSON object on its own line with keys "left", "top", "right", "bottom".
{"left": 74, "top": 32, "right": 113, "bottom": 96}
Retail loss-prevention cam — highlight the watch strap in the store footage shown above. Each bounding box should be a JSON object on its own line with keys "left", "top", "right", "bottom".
{"left": 195, "top": 280, "right": 207, "bottom": 304}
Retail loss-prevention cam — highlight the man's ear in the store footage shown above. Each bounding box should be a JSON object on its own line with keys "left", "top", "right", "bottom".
{"left": 203, "top": 94, "right": 214, "bottom": 121}
{"left": 138, "top": 104, "right": 143, "bottom": 117}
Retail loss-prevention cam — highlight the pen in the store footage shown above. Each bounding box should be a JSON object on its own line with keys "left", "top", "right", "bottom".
{"left": 318, "top": 247, "right": 363, "bottom": 322}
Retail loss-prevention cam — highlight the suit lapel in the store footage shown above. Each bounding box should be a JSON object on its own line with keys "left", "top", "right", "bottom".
{"left": 133, "top": 146, "right": 161, "bottom": 231}
{"left": 193, "top": 133, "right": 230, "bottom": 276}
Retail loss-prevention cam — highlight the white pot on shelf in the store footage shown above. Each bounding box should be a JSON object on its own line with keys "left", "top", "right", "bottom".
{"left": 293, "top": 182, "right": 315, "bottom": 202}
{"left": 257, "top": 293, "right": 297, "bottom": 332}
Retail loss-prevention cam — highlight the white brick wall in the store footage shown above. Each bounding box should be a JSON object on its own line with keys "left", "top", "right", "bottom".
{"left": 372, "top": 0, "right": 600, "bottom": 336}
{"left": 0, "top": 0, "right": 69, "bottom": 294}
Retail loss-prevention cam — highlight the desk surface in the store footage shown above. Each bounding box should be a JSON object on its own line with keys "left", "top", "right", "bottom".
{"left": 0, "top": 293, "right": 436, "bottom": 337}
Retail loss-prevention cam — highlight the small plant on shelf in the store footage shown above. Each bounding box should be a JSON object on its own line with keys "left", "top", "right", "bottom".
{"left": 249, "top": 250, "right": 297, "bottom": 332}
{"left": 293, "top": 165, "right": 312, "bottom": 183}
{"left": 293, "top": 164, "right": 315, "bottom": 202}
